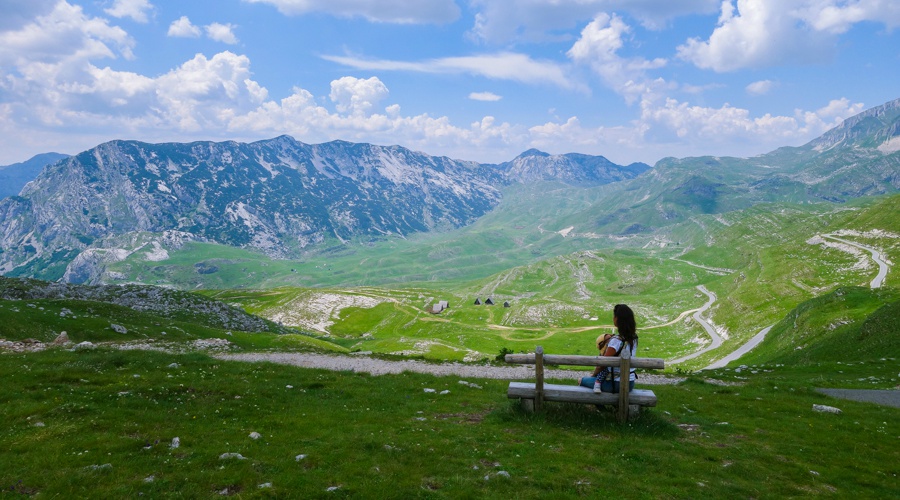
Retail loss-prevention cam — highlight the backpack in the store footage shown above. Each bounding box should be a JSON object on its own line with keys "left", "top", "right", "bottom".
{"left": 599, "top": 335, "right": 638, "bottom": 382}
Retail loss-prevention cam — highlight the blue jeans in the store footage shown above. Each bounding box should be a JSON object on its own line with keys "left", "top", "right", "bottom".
{"left": 579, "top": 376, "right": 635, "bottom": 393}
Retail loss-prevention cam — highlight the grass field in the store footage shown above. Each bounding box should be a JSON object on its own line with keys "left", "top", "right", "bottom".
{"left": 0, "top": 339, "right": 896, "bottom": 497}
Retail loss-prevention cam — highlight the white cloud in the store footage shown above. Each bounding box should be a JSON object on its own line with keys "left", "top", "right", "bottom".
{"left": 567, "top": 13, "right": 667, "bottom": 102}
{"left": 0, "top": 1, "right": 135, "bottom": 67}
{"left": 469, "top": 92, "right": 502, "bottom": 101}
{"left": 677, "top": 0, "right": 900, "bottom": 72}
{"left": 154, "top": 52, "right": 268, "bottom": 129}
{"left": 677, "top": 1, "right": 830, "bottom": 71}
{"left": 329, "top": 76, "right": 389, "bottom": 116}
{"left": 242, "top": 0, "right": 460, "bottom": 24}
{"left": 322, "top": 52, "right": 579, "bottom": 90}
{"left": 796, "top": 0, "right": 900, "bottom": 34}
{"left": 636, "top": 96, "right": 865, "bottom": 152}
{"left": 205, "top": 23, "right": 239, "bottom": 44}
{"left": 746, "top": 79, "right": 774, "bottom": 95}
{"left": 468, "top": 0, "right": 720, "bottom": 43}
{"left": 104, "top": 0, "right": 154, "bottom": 23}
{"left": 167, "top": 16, "right": 201, "bottom": 38}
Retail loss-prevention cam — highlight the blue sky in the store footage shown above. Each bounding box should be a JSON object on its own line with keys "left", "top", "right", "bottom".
{"left": 0, "top": 0, "right": 898, "bottom": 166}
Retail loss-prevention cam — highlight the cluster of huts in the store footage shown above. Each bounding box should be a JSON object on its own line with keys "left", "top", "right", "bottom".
{"left": 428, "top": 297, "right": 511, "bottom": 314}
{"left": 473, "top": 297, "right": 509, "bottom": 307}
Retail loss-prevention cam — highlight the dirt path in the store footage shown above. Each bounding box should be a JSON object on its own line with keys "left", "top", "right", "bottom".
{"left": 214, "top": 351, "right": 682, "bottom": 385}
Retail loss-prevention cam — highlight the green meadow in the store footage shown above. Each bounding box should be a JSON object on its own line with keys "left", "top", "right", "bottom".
{"left": 0, "top": 304, "right": 897, "bottom": 497}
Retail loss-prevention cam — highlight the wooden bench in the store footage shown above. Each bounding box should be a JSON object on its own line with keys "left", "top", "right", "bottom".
{"left": 505, "top": 345, "right": 665, "bottom": 422}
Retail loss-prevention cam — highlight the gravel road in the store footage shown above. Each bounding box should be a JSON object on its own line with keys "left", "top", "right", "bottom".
{"left": 815, "top": 388, "right": 900, "bottom": 408}
{"left": 214, "top": 351, "right": 683, "bottom": 385}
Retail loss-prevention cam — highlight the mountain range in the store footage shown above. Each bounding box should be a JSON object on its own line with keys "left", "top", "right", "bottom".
{"left": 0, "top": 136, "right": 648, "bottom": 281}
{"left": 0, "top": 97, "right": 897, "bottom": 285}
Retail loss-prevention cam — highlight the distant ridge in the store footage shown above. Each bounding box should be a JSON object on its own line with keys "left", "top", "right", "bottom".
{"left": 501, "top": 149, "right": 650, "bottom": 186}
{"left": 0, "top": 152, "right": 69, "bottom": 198}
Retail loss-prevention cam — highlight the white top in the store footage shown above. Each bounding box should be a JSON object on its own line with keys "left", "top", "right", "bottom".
{"left": 608, "top": 336, "right": 637, "bottom": 382}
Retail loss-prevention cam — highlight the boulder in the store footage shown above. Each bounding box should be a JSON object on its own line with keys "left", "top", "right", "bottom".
{"left": 52, "top": 331, "right": 71, "bottom": 345}
{"left": 812, "top": 404, "right": 842, "bottom": 414}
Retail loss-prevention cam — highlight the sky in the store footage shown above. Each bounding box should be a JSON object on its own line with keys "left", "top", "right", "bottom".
{"left": 0, "top": 0, "right": 898, "bottom": 167}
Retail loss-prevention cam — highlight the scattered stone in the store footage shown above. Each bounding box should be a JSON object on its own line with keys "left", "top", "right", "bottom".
{"left": 440, "top": 390, "right": 450, "bottom": 395}
{"left": 249, "top": 432, "right": 261, "bottom": 440}
{"left": 497, "top": 471, "right": 510, "bottom": 478}
{"left": 32, "top": 421, "right": 45, "bottom": 427}
{"left": 258, "top": 483, "right": 272, "bottom": 489}
{"left": 285, "top": 385, "right": 293, "bottom": 389}
{"left": 144, "top": 476, "right": 155, "bottom": 483}
{"left": 423, "top": 388, "right": 436, "bottom": 393}
{"left": 52, "top": 331, "right": 71, "bottom": 345}
{"left": 111, "top": 324, "right": 128, "bottom": 334}
{"left": 295, "top": 454, "right": 307, "bottom": 461}
{"left": 167, "top": 363, "right": 180, "bottom": 369}
{"left": 813, "top": 404, "right": 842, "bottom": 414}
{"left": 85, "top": 463, "right": 112, "bottom": 471}
{"left": 219, "top": 453, "right": 246, "bottom": 460}
{"left": 326, "top": 486, "right": 341, "bottom": 492}
{"left": 192, "top": 338, "right": 231, "bottom": 350}
{"left": 74, "top": 341, "right": 96, "bottom": 350}
{"left": 170, "top": 437, "right": 180, "bottom": 449}
{"left": 458, "top": 381, "right": 483, "bottom": 389}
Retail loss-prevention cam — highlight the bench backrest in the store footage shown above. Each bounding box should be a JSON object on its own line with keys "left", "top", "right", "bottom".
{"left": 505, "top": 353, "right": 665, "bottom": 369}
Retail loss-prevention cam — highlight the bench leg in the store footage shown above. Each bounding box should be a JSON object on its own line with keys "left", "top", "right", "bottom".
{"left": 627, "top": 404, "right": 640, "bottom": 420}
{"left": 520, "top": 398, "right": 535, "bottom": 413}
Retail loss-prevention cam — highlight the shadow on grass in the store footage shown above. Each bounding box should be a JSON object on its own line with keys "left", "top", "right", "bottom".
{"left": 494, "top": 400, "right": 680, "bottom": 438}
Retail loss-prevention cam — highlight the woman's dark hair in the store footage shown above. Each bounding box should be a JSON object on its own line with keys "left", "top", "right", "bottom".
{"left": 613, "top": 304, "right": 637, "bottom": 347}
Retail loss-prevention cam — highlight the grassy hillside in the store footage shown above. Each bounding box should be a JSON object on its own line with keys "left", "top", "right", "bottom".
{"left": 734, "top": 286, "right": 900, "bottom": 367}
{"left": 0, "top": 277, "right": 345, "bottom": 354}
{"left": 206, "top": 249, "right": 730, "bottom": 363}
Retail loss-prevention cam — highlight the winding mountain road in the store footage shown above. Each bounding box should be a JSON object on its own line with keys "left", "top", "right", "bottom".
{"left": 699, "top": 233, "right": 891, "bottom": 370}
{"left": 703, "top": 325, "right": 773, "bottom": 369}
{"left": 668, "top": 286, "right": 722, "bottom": 365}
{"left": 822, "top": 234, "right": 889, "bottom": 288}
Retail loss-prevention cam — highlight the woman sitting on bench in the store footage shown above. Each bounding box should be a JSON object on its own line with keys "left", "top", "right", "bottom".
{"left": 578, "top": 304, "right": 638, "bottom": 393}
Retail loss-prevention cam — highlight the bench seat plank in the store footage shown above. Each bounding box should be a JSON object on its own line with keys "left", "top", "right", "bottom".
{"left": 507, "top": 382, "right": 657, "bottom": 407}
